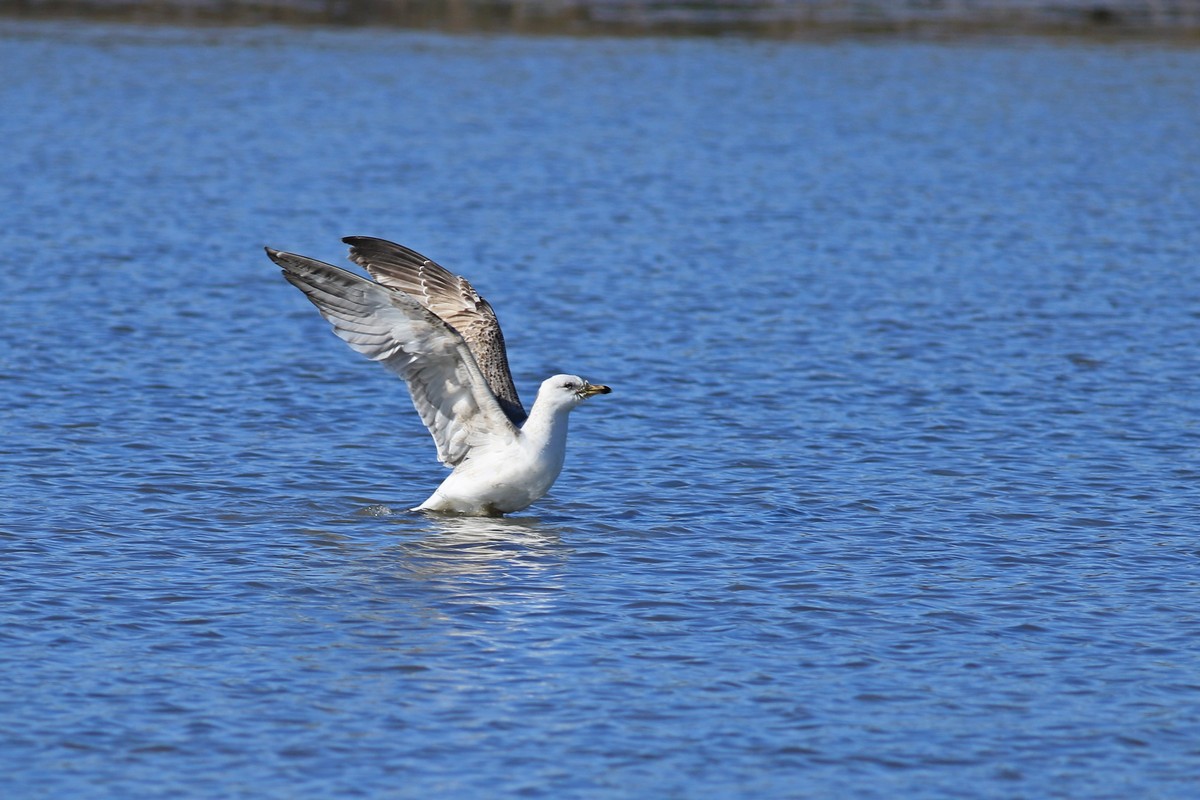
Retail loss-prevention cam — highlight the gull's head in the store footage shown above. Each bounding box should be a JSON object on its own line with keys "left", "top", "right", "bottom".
{"left": 539, "top": 374, "right": 612, "bottom": 410}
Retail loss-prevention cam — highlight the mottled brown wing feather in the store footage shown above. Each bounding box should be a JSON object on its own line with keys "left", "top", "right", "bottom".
{"left": 342, "top": 236, "right": 527, "bottom": 426}
{"left": 265, "top": 247, "right": 518, "bottom": 467}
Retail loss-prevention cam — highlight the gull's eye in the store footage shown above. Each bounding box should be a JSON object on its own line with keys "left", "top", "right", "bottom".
{"left": 562, "top": 381, "right": 577, "bottom": 391}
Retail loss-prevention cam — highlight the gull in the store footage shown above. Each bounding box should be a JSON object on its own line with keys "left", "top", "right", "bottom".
{"left": 265, "top": 236, "right": 611, "bottom": 516}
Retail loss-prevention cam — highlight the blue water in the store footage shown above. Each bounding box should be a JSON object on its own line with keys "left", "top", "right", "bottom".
{"left": 2, "top": 20, "right": 1200, "bottom": 799}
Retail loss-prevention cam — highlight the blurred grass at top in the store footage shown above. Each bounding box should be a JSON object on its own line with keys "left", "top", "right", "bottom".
{"left": 2, "top": 0, "right": 1199, "bottom": 39}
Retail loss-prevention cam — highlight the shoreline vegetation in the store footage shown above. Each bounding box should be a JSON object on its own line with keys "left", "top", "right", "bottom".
{"left": 2, "top": 0, "right": 1199, "bottom": 39}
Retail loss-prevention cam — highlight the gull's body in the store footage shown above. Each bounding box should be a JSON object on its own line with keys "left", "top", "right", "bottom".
{"left": 265, "top": 237, "right": 610, "bottom": 516}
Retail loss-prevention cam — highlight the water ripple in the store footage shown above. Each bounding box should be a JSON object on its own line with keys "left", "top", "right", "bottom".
{"left": 2, "top": 20, "right": 1200, "bottom": 800}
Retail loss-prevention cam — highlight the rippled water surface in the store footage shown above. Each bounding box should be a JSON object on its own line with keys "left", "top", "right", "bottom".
{"left": 2, "top": 21, "right": 1200, "bottom": 799}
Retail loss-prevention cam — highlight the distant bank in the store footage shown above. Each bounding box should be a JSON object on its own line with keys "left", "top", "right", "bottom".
{"left": 3, "top": 0, "right": 1199, "bottom": 38}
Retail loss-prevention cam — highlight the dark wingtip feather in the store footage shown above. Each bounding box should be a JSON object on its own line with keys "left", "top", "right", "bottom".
{"left": 342, "top": 236, "right": 433, "bottom": 269}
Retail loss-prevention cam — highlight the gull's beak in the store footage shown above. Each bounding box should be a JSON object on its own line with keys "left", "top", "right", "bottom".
{"left": 580, "top": 382, "right": 612, "bottom": 398}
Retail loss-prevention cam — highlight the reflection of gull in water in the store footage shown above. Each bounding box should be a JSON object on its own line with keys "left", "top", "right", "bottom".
{"left": 417, "top": 514, "right": 563, "bottom": 556}
{"left": 395, "top": 514, "right": 567, "bottom": 582}
{"left": 266, "top": 237, "right": 611, "bottom": 516}
{"left": 302, "top": 514, "right": 567, "bottom": 612}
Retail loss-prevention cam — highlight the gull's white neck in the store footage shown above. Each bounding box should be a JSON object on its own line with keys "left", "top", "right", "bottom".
{"left": 519, "top": 395, "right": 573, "bottom": 469}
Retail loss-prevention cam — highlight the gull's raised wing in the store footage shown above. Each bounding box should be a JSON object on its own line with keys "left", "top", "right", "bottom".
{"left": 266, "top": 247, "right": 517, "bottom": 467}
{"left": 342, "top": 236, "right": 527, "bottom": 426}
